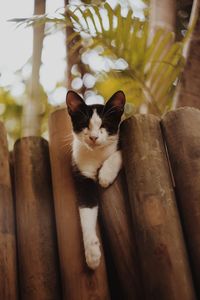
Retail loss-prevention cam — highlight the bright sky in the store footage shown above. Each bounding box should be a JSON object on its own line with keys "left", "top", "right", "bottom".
{"left": 0, "top": 0, "right": 145, "bottom": 106}
{"left": 0, "top": 0, "right": 34, "bottom": 71}
{"left": 0, "top": 0, "right": 67, "bottom": 105}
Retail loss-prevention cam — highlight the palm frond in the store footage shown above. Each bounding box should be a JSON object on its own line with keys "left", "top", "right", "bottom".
{"left": 67, "top": 3, "right": 185, "bottom": 115}
{"left": 10, "top": 15, "right": 70, "bottom": 28}
{"left": 13, "top": 3, "right": 187, "bottom": 115}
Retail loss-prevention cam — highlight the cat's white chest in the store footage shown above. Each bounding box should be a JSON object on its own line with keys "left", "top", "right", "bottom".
{"left": 72, "top": 138, "right": 117, "bottom": 180}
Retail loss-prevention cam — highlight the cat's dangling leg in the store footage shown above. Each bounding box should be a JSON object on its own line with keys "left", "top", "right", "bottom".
{"left": 98, "top": 150, "right": 122, "bottom": 188}
{"left": 79, "top": 206, "right": 101, "bottom": 270}
{"left": 72, "top": 166, "right": 101, "bottom": 269}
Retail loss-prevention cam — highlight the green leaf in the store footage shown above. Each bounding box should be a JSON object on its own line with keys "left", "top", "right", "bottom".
{"left": 16, "top": 2, "right": 187, "bottom": 116}
{"left": 92, "top": 6, "right": 105, "bottom": 34}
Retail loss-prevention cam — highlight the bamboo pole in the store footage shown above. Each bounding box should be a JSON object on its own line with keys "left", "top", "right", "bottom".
{"left": 162, "top": 107, "right": 200, "bottom": 297}
{"left": 13, "top": 137, "right": 61, "bottom": 300}
{"left": 99, "top": 170, "right": 143, "bottom": 299}
{"left": 48, "top": 108, "right": 110, "bottom": 300}
{"left": 121, "top": 114, "right": 196, "bottom": 300}
{"left": 0, "top": 122, "right": 18, "bottom": 300}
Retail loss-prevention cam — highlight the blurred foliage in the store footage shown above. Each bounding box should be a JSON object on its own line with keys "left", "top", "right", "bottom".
{"left": 0, "top": 87, "right": 22, "bottom": 148}
{"left": 2, "top": 0, "right": 194, "bottom": 148}
{"left": 67, "top": 3, "right": 186, "bottom": 115}
{"left": 0, "top": 80, "right": 52, "bottom": 149}
{"left": 18, "top": 2, "right": 188, "bottom": 116}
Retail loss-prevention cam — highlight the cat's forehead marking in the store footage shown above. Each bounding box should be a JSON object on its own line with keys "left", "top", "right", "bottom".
{"left": 89, "top": 109, "right": 102, "bottom": 130}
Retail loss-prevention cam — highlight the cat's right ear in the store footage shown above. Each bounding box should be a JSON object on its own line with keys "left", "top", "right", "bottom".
{"left": 66, "top": 91, "right": 85, "bottom": 115}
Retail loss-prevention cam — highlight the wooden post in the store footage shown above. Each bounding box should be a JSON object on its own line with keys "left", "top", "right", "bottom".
{"left": 48, "top": 108, "right": 110, "bottom": 300}
{"left": 99, "top": 170, "right": 143, "bottom": 299}
{"left": 13, "top": 137, "right": 61, "bottom": 300}
{"left": 0, "top": 122, "right": 18, "bottom": 300}
{"left": 121, "top": 115, "right": 196, "bottom": 300}
{"left": 162, "top": 107, "right": 200, "bottom": 297}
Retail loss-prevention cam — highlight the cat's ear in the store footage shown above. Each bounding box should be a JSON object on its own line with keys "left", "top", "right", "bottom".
{"left": 66, "top": 91, "right": 85, "bottom": 115}
{"left": 105, "top": 91, "right": 126, "bottom": 112}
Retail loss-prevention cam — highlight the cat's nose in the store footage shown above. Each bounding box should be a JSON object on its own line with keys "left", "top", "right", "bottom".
{"left": 89, "top": 135, "right": 98, "bottom": 142}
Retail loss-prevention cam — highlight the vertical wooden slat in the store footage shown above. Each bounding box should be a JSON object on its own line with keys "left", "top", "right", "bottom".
{"left": 13, "top": 137, "right": 61, "bottom": 300}
{"left": 0, "top": 122, "right": 18, "bottom": 300}
{"left": 121, "top": 114, "right": 196, "bottom": 300}
{"left": 162, "top": 107, "right": 200, "bottom": 297}
{"left": 48, "top": 108, "right": 110, "bottom": 300}
{"left": 99, "top": 170, "right": 143, "bottom": 299}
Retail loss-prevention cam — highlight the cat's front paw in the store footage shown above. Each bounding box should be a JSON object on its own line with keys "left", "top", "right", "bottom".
{"left": 98, "top": 164, "right": 116, "bottom": 188}
{"left": 98, "top": 172, "right": 112, "bottom": 188}
{"left": 98, "top": 151, "right": 122, "bottom": 188}
{"left": 85, "top": 236, "right": 101, "bottom": 270}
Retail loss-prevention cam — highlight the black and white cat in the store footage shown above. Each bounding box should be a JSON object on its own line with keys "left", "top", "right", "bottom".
{"left": 66, "top": 90, "right": 125, "bottom": 270}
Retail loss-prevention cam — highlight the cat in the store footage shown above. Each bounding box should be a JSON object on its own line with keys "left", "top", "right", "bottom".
{"left": 66, "top": 90, "right": 125, "bottom": 270}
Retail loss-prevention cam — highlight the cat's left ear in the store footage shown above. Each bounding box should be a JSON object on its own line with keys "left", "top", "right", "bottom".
{"left": 105, "top": 91, "right": 126, "bottom": 112}
{"left": 66, "top": 90, "right": 86, "bottom": 115}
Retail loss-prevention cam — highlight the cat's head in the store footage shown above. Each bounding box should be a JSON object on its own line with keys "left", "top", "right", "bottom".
{"left": 66, "top": 90, "right": 125, "bottom": 149}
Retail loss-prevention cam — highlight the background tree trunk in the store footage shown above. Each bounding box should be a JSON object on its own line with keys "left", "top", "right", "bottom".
{"left": 64, "top": 0, "right": 86, "bottom": 94}
{"left": 22, "top": 0, "right": 46, "bottom": 137}
{"left": 173, "top": 0, "right": 200, "bottom": 109}
{"left": 148, "top": 0, "right": 176, "bottom": 41}
{"left": 179, "top": 0, "right": 193, "bottom": 9}
{"left": 144, "top": 0, "right": 176, "bottom": 114}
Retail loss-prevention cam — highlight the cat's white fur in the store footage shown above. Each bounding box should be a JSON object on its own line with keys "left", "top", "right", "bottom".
{"left": 72, "top": 109, "right": 122, "bottom": 269}
{"left": 79, "top": 206, "right": 101, "bottom": 270}
{"left": 72, "top": 109, "right": 122, "bottom": 182}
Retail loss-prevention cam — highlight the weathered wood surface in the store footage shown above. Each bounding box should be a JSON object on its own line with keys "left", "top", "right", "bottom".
{"left": 13, "top": 137, "right": 61, "bottom": 300}
{"left": 174, "top": 0, "right": 200, "bottom": 108}
{"left": 48, "top": 108, "right": 110, "bottom": 300}
{"left": 100, "top": 170, "right": 143, "bottom": 300}
{"left": 0, "top": 122, "right": 18, "bottom": 300}
{"left": 162, "top": 107, "right": 200, "bottom": 297}
{"left": 121, "top": 114, "right": 196, "bottom": 300}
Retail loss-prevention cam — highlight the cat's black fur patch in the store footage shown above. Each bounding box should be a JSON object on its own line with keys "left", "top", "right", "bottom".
{"left": 69, "top": 103, "right": 123, "bottom": 136}
{"left": 70, "top": 104, "right": 103, "bottom": 133}
{"left": 72, "top": 164, "right": 99, "bottom": 208}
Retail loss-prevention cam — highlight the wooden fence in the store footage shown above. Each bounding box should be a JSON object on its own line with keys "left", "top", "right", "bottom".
{"left": 0, "top": 107, "right": 200, "bottom": 300}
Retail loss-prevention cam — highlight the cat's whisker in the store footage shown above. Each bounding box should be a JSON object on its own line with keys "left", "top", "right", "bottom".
{"left": 103, "top": 104, "right": 124, "bottom": 118}
{"left": 61, "top": 142, "right": 72, "bottom": 148}
{"left": 61, "top": 138, "right": 73, "bottom": 144}
{"left": 104, "top": 106, "right": 116, "bottom": 115}
{"left": 60, "top": 134, "right": 73, "bottom": 145}
{"left": 60, "top": 133, "right": 73, "bottom": 140}
{"left": 60, "top": 142, "right": 72, "bottom": 150}
{"left": 60, "top": 143, "right": 72, "bottom": 153}
{"left": 108, "top": 137, "right": 118, "bottom": 142}
{"left": 65, "top": 147, "right": 73, "bottom": 155}
{"left": 103, "top": 107, "right": 118, "bottom": 118}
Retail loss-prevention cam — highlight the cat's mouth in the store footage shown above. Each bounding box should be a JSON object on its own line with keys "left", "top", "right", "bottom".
{"left": 88, "top": 141, "right": 99, "bottom": 148}
{"left": 86, "top": 140, "right": 103, "bottom": 149}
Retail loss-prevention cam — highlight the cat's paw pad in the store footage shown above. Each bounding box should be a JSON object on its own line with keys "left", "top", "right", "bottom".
{"left": 98, "top": 167, "right": 115, "bottom": 188}
{"left": 85, "top": 237, "right": 101, "bottom": 270}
